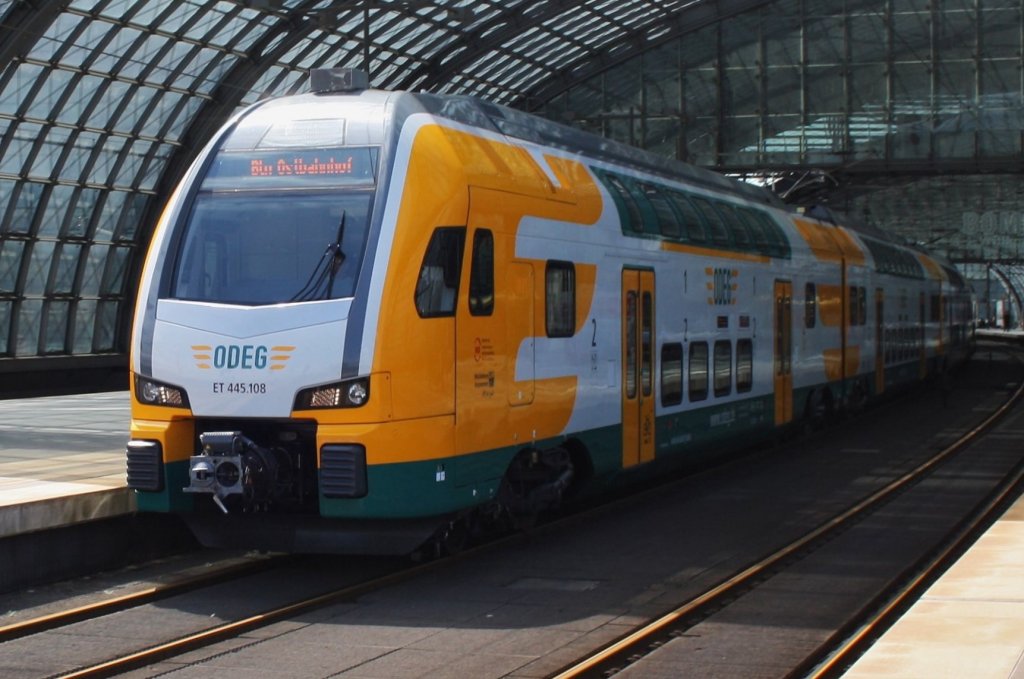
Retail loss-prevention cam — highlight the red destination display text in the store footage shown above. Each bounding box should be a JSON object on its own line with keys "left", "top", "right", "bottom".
{"left": 250, "top": 156, "right": 354, "bottom": 177}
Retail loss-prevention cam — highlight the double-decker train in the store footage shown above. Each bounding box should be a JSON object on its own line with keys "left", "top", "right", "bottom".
{"left": 126, "top": 69, "right": 974, "bottom": 554}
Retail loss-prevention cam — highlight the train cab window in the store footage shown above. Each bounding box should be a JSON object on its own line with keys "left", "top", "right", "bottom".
{"left": 545, "top": 260, "right": 576, "bottom": 337}
{"left": 667, "top": 191, "right": 706, "bottom": 243}
{"left": 805, "top": 283, "right": 817, "bottom": 328}
{"left": 689, "top": 341, "right": 709, "bottom": 401}
{"left": 661, "top": 343, "right": 683, "bottom": 406}
{"left": 691, "top": 197, "right": 732, "bottom": 247}
{"left": 415, "top": 227, "right": 466, "bottom": 318}
{"left": 736, "top": 339, "right": 753, "bottom": 392}
{"left": 468, "top": 229, "right": 494, "bottom": 316}
{"left": 714, "top": 340, "right": 732, "bottom": 397}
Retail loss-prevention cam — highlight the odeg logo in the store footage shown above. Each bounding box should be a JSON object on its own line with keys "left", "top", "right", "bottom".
{"left": 192, "top": 344, "right": 294, "bottom": 371}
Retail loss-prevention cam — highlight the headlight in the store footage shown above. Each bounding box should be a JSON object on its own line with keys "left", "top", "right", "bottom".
{"left": 294, "top": 377, "right": 369, "bottom": 409}
{"left": 135, "top": 375, "right": 190, "bottom": 408}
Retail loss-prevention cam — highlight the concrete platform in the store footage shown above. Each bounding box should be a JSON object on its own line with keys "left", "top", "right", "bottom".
{"left": 0, "top": 391, "right": 132, "bottom": 539}
{"left": 843, "top": 491, "right": 1024, "bottom": 679}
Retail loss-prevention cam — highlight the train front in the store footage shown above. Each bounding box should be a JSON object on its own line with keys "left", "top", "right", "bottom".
{"left": 125, "top": 85, "right": 421, "bottom": 553}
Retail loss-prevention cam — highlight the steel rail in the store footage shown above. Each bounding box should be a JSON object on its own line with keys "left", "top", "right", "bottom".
{"left": 53, "top": 554, "right": 451, "bottom": 679}
{"left": 0, "top": 556, "right": 282, "bottom": 644}
{"left": 804, "top": 385, "right": 1024, "bottom": 677}
{"left": 552, "top": 361, "right": 1024, "bottom": 679}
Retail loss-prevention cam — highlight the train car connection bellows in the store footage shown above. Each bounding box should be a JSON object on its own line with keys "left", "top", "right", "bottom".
{"left": 310, "top": 68, "right": 370, "bottom": 93}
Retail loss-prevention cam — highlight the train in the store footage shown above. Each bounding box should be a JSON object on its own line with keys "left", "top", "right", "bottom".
{"left": 125, "top": 68, "right": 974, "bottom": 554}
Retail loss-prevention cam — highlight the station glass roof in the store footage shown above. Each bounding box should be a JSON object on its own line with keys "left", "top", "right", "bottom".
{"left": 0, "top": 0, "right": 1022, "bottom": 364}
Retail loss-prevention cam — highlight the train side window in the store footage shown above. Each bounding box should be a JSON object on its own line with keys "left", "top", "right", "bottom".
{"left": 661, "top": 342, "right": 683, "bottom": 406}
{"left": 545, "top": 260, "right": 576, "bottom": 337}
{"left": 667, "top": 191, "right": 706, "bottom": 243}
{"left": 468, "top": 229, "right": 494, "bottom": 316}
{"left": 415, "top": 227, "right": 465, "bottom": 318}
{"left": 691, "top": 197, "right": 733, "bottom": 247}
{"left": 805, "top": 283, "right": 817, "bottom": 328}
{"left": 848, "top": 286, "right": 858, "bottom": 326}
{"left": 713, "top": 340, "right": 732, "bottom": 397}
{"left": 738, "top": 208, "right": 772, "bottom": 254}
{"left": 716, "top": 202, "right": 752, "bottom": 251}
{"left": 736, "top": 339, "right": 753, "bottom": 392}
{"left": 753, "top": 212, "right": 790, "bottom": 257}
{"left": 689, "top": 341, "right": 709, "bottom": 401}
{"left": 858, "top": 287, "right": 867, "bottom": 325}
{"left": 639, "top": 183, "right": 682, "bottom": 239}
{"left": 604, "top": 174, "right": 643, "bottom": 233}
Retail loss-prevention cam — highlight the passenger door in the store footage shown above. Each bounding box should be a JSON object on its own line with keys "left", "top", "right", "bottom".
{"left": 774, "top": 280, "right": 793, "bottom": 426}
{"left": 622, "top": 268, "right": 655, "bottom": 468}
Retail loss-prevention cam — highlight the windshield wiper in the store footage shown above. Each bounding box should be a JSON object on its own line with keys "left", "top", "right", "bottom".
{"left": 290, "top": 210, "right": 347, "bottom": 302}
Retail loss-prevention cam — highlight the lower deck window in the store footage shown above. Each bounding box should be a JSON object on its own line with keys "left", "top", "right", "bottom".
{"left": 736, "top": 339, "right": 753, "bottom": 392}
{"left": 661, "top": 343, "right": 683, "bottom": 406}
{"left": 714, "top": 340, "right": 732, "bottom": 397}
{"left": 689, "top": 342, "right": 708, "bottom": 401}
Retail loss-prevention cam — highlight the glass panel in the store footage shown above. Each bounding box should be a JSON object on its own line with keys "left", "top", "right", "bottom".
{"left": 16, "top": 298, "right": 43, "bottom": 356}
{"left": 72, "top": 299, "right": 96, "bottom": 353}
{"left": 101, "top": 245, "right": 131, "bottom": 295}
{"left": 29, "top": 126, "right": 73, "bottom": 180}
{"left": 0, "top": 63, "right": 44, "bottom": 115}
{"left": 38, "top": 184, "right": 75, "bottom": 237}
{"left": 79, "top": 243, "right": 109, "bottom": 296}
{"left": 0, "top": 122, "right": 42, "bottom": 175}
{"left": 85, "top": 136, "right": 127, "bottom": 186}
{"left": 23, "top": 240, "right": 55, "bottom": 295}
{"left": 688, "top": 342, "right": 708, "bottom": 401}
{"left": 114, "top": 139, "right": 151, "bottom": 187}
{"left": 44, "top": 300, "right": 69, "bottom": 353}
{"left": 660, "top": 343, "right": 683, "bottom": 406}
{"left": 94, "top": 300, "right": 118, "bottom": 351}
{"left": 90, "top": 26, "right": 144, "bottom": 74}
{"left": 57, "top": 130, "right": 101, "bottom": 182}
{"left": 469, "top": 229, "right": 494, "bottom": 316}
{"left": 0, "top": 239, "right": 24, "bottom": 292}
{"left": 544, "top": 261, "right": 575, "bottom": 337}
{"left": 714, "top": 340, "right": 732, "bottom": 396}
{"left": 113, "top": 86, "right": 153, "bottom": 132}
{"left": 736, "top": 339, "right": 753, "bottom": 392}
{"left": 94, "top": 191, "right": 126, "bottom": 240}
{"left": 0, "top": 300, "right": 10, "bottom": 355}
{"left": 68, "top": 188, "right": 99, "bottom": 238}
{"left": 7, "top": 182, "right": 43, "bottom": 234}
{"left": 138, "top": 143, "right": 171, "bottom": 190}
{"left": 0, "top": 178, "right": 16, "bottom": 232}
{"left": 88, "top": 80, "right": 130, "bottom": 129}
{"left": 174, "top": 191, "right": 373, "bottom": 305}
{"left": 52, "top": 243, "right": 81, "bottom": 294}
{"left": 25, "top": 69, "right": 73, "bottom": 119}
{"left": 114, "top": 193, "right": 148, "bottom": 242}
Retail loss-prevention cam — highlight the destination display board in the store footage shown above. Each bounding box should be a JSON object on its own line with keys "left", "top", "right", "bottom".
{"left": 202, "top": 146, "right": 379, "bottom": 189}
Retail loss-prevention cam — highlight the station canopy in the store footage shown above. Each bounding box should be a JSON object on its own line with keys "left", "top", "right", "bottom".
{"left": 0, "top": 0, "right": 1022, "bottom": 371}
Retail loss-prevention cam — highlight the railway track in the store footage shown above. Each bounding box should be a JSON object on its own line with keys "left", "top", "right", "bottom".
{"left": 2, "top": 346, "right": 1020, "bottom": 679}
{"left": 553, "top": 346, "right": 1024, "bottom": 678}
